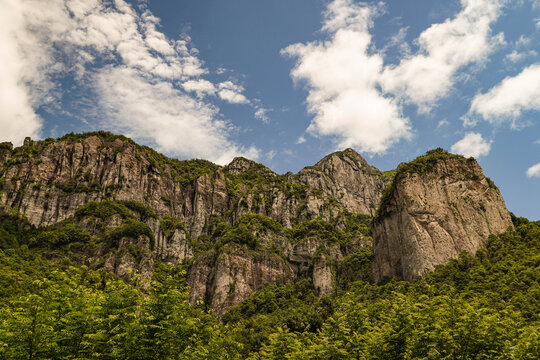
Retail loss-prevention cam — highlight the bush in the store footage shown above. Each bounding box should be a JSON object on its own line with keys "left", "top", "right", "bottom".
{"left": 32, "top": 224, "right": 91, "bottom": 248}
{"left": 104, "top": 219, "right": 155, "bottom": 249}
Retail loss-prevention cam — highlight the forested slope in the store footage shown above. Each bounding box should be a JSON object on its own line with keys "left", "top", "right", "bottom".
{"left": 0, "top": 208, "right": 538, "bottom": 359}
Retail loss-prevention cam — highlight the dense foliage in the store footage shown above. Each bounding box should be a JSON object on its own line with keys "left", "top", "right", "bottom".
{"left": 0, "top": 204, "right": 538, "bottom": 358}
{"left": 251, "top": 219, "right": 540, "bottom": 359}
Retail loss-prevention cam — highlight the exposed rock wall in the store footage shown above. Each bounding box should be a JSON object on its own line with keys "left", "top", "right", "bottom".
{"left": 296, "top": 149, "right": 385, "bottom": 216}
{"left": 0, "top": 133, "right": 383, "bottom": 315}
{"left": 0, "top": 136, "right": 382, "bottom": 237}
{"left": 188, "top": 244, "right": 294, "bottom": 318}
{"left": 372, "top": 153, "right": 512, "bottom": 282}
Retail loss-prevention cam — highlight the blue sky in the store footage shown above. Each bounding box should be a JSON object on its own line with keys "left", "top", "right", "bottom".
{"left": 1, "top": 0, "right": 539, "bottom": 219}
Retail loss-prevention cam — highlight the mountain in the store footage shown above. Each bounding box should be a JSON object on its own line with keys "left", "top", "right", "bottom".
{"left": 0, "top": 134, "right": 515, "bottom": 315}
{"left": 0, "top": 132, "right": 380, "bottom": 315}
{"left": 0, "top": 133, "right": 537, "bottom": 359}
{"left": 372, "top": 149, "right": 512, "bottom": 281}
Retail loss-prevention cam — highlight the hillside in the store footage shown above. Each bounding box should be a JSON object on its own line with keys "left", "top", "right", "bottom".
{"left": 0, "top": 132, "right": 381, "bottom": 315}
{"left": 0, "top": 133, "right": 537, "bottom": 359}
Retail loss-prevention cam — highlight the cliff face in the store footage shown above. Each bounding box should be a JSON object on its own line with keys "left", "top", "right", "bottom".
{"left": 372, "top": 150, "right": 513, "bottom": 282}
{"left": 296, "top": 149, "right": 384, "bottom": 216}
{"left": 0, "top": 133, "right": 379, "bottom": 314}
{"left": 3, "top": 135, "right": 514, "bottom": 314}
{"left": 0, "top": 136, "right": 379, "bottom": 235}
{"left": 188, "top": 244, "right": 294, "bottom": 318}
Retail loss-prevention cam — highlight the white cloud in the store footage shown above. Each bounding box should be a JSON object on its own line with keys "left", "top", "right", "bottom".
{"left": 0, "top": 0, "right": 41, "bottom": 145}
{"left": 527, "top": 162, "right": 540, "bottom": 177}
{"left": 437, "top": 119, "right": 450, "bottom": 128}
{"left": 468, "top": 63, "right": 540, "bottom": 126}
{"left": 265, "top": 150, "right": 277, "bottom": 161}
{"left": 282, "top": 0, "right": 411, "bottom": 154}
{"left": 182, "top": 79, "right": 216, "bottom": 97}
{"left": 451, "top": 132, "right": 492, "bottom": 158}
{"left": 380, "top": 0, "right": 505, "bottom": 111}
{"left": 0, "top": 0, "right": 255, "bottom": 162}
{"left": 382, "top": 27, "right": 411, "bottom": 56}
{"left": 296, "top": 135, "right": 306, "bottom": 144}
{"left": 515, "top": 34, "right": 531, "bottom": 48}
{"left": 217, "top": 81, "right": 249, "bottom": 104}
{"left": 94, "top": 66, "right": 258, "bottom": 164}
{"left": 505, "top": 50, "right": 537, "bottom": 63}
{"left": 254, "top": 107, "right": 271, "bottom": 123}
{"left": 282, "top": 0, "right": 505, "bottom": 153}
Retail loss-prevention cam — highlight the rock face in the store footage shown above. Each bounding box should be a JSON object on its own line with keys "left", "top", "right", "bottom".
{"left": 188, "top": 244, "right": 294, "bottom": 318}
{"left": 296, "top": 149, "right": 385, "bottom": 216}
{"left": 0, "top": 135, "right": 380, "bottom": 236}
{"left": 0, "top": 133, "right": 381, "bottom": 315}
{"left": 372, "top": 151, "right": 513, "bottom": 282}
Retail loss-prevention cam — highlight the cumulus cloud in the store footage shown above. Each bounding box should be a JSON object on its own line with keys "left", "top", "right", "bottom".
{"left": 282, "top": 0, "right": 411, "bottom": 153}
{"left": 450, "top": 132, "right": 492, "bottom": 158}
{"left": 526, "top": 162, "right": 540, "bottom": 177}
{"left": 217, "top": 81, "right": 250, "bottom": 104}
{"left": 282, "top": 0, "right": 504, "bottom": 153}
{"left": 0, "top": 0, "right": 255, "bottom": 163}
{"left": 181, "top": 79, "right": 216, "bottom": 97}
{"left": 380, "top": 0, "right": 504, "bottom": 111}
{"left": 468, "top": 64, "right": 540, "bottom": 127}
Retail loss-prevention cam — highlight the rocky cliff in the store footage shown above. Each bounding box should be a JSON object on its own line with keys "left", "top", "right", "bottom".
{"left": 1, "top": 134, "right": 514, "bottom": 315}
{"left": 0, "top": 132, "right": 379, "bottom": 315}
{"left": 295, "top": 148, "right": 385, "bottom": 216}
{"left": 0, "top": 134, "right": 379, "bottom": 235}
{"left": 372, "top": 149, "right": 513, "bottom": 282}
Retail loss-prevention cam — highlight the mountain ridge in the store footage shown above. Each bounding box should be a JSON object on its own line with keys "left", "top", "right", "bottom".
{"left": 0, "top": 132, "right": 513, "bottom": 316}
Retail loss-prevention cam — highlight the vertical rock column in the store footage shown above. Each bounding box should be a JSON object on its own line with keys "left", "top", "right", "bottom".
{"left": 372, "top": 152, "right": 512, "bottom": 282}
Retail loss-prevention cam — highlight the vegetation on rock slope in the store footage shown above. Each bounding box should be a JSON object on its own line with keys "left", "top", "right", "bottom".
{"left": 0, "top": 135, "right": 537, "bottom": 358}
{"left": 0, "top": 206, "right": 537, "bottom": 359}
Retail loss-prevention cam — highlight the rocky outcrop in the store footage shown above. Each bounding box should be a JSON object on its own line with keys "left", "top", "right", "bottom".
{"left": 188, "top": 244, "right": 294, "bottom": 318}
{"left": 0, "top": 135, "right": 382, "bottom": 237}
{"left": 372, "top": 150, "right": 513, "bottom": 282}
{"left": 313, "top": 255, "right": 334, "bottom": 296}
{"left": 296, "top": 149, "right": 385, "bottom": 216}
{"left": 0, "top": 132, "right": 384, "bottom": 315}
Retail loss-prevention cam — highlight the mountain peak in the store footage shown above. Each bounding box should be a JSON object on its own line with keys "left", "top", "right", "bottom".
{"left": 225, "top": 156, "right": 274, "bottom": 176}
{"left": 316, "top": 148, "right": 369, "bottom": 168}
{"left": 372, "top": 150, "right": 512, "bottom": 281}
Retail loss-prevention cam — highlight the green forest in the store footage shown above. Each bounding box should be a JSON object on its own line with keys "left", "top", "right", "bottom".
{"left": 0, "top": 204, "right": 538, "bottom": 359}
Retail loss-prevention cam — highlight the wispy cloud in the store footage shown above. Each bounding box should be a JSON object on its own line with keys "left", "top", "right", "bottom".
{"left": 254, "top": 106, "right": 271, "bottom": 124}
{"left": 451, "top": 132, "right": 492, "bottom": 158}
{"left": 95, "top": 66, "right": 259, "bottom": 164}
{"left": 505, "top": 50, "right": 537, "bottom": 63}
{"left": 0, "top": 0, "right": 256, "bottom": 163}
{"left": 296, "top": 135, "right": 306, "bottom": 144}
